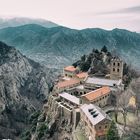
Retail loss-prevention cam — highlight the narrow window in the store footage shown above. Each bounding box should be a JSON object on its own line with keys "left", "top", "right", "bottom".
{"left": 113, "top": 84, "right": 116, "bottom": 86}
{"left": 113, "top": 68, "right": 115, "bottom": 72}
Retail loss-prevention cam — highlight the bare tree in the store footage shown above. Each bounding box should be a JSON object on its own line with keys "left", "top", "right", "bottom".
{"left": 118, "top": 90, "right": 130, "bottom": 130}
{"left": 113, "top": 88, "right": 132, "bottom": 130}
{"left": 122, "top": 116, "right": 140, "bottom": 140}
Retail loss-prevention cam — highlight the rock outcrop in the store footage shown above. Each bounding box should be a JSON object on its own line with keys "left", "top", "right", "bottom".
{"left": 0, "top": 41, "right": 50, "bottom": 140}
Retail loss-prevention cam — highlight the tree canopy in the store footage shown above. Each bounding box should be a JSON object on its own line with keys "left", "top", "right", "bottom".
{"left": 107, "top": 121, "right": 120, "bottom": 140}
{"left": 101, "top": 45, "right": 108, "bottom": 53}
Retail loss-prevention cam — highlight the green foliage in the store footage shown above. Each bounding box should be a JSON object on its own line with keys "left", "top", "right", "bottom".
{"left": 37, "top": 123, "right": 48, "bottom": 132}
{"left": 29, "top": 111, "right": 40, "bottom": 123}
{"left": 107, "top": 121, "right": 120, "bottom": 140}
{"left": 73, "top": 60, "right": 81, "bottom": 68}
{"left": 38, "top": 131, "right": 44, "bottom": 139}
{"left": 47, "top": 114, "right": 51, "bottom": 123}
{"left": 38, "top": 114, "right": 46, "bottom": 122}
{"left": 20, "top": 111, "right": 41, "bottom": 140}
{"left": 72, "top": 46, "right": 112, "bottom": 73}
{"left": 31, "top": 125, "right": 36, "bottom": 133}
{"left": 37, "top": 122, "right": 49, "bottom": 139}
{"left": 81, "top": 55, "right": 86, "bottom": 61}
{"left": 21, "top": 130, "right": 31, "bottom": 140}
{"left": 80, "top": 62, "right": 90, "bottom": 72}
{"left": 94, "top": 49, "right": 99, "bottom": 54}
{"left": 101, "top": 45, "right": 108, "bottom": 53}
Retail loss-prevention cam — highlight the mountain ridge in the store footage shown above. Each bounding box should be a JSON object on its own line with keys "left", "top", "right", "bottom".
{"left": 0, "top": 24, "right": 140, "bottom": 69}
{"left": 0, "top": 17, "right": 58, "bottom": 29}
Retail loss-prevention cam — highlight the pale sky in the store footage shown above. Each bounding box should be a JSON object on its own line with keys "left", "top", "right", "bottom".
{"left": 0, "top": 0, "right": 140, "bottom": 31}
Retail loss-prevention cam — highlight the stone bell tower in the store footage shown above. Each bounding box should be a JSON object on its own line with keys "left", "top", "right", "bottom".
{"left": 110, "top": 58, "right": 123, "bottom": 80}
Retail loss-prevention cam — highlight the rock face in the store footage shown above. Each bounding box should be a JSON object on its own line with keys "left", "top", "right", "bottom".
{"left": 0, "top": 41, "right": 50, "bottom": 139}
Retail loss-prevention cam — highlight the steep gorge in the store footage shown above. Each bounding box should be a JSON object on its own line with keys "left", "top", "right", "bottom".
{"left": 0, "top": 41, "right": 51, "bottom": 139}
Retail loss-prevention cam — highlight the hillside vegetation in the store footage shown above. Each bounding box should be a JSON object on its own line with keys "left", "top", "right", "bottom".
{"left": 0, "top": 25, "right": 139, "bottom": 69}
{"left": 73, "top": 46, "right": 139, "bottom": 87}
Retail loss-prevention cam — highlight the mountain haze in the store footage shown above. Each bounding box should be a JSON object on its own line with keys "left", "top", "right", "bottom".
{"left": 0, "top": 24, "right": 140, "bottom": 69}
{"left": 0, "top": 17, "right": 58, "bottom": 29}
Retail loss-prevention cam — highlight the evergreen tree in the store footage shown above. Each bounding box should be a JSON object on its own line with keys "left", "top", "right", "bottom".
{"left": 80, "top": 62, "right": 90, "bottom": 72}
{"left": 107, "top": 121, "right": 120, "bottom": 140}
{"left": 92, "top": 48, "right": 96, "bottom": 53}
{"left": 95, "top": 49, "right": 99, "bottom": 54}
{"left": 101, "top": 45, "right": 108, "bottom": 53}
{"left": 81, "top": 55, "right": 86, "bottom": 61}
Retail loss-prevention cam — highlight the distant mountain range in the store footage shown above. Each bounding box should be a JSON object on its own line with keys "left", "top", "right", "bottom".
{"left": 0, "top": 17, "right": 58, "bottom": 29}
{"left": 0, "top": 23, "right": 140, "bottom": 69}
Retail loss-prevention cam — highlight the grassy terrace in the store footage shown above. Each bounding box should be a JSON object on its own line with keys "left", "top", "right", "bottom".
{"left": 74, "top": 131, "right": 87, "bottom": 140}
{"left": 109, "top": 112, "right": 138, "bottom": 126}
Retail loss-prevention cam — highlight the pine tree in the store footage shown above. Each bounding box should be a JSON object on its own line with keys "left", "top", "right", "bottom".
{"left": 81, "top": 55, "right": 86, "bottom": 61}
{"left": 101, "top": 45, "right": 108, "bottom": 53}
{"left": 107, "top": 121, "right": 120, "bottom": 140}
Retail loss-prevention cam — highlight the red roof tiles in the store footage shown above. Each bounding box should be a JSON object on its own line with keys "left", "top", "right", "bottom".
{"left": 56, "top": 78, "right": 80, "bottom": 88}
{"left": 64, "top": 66, "right": 76, "bottom": 72}
{"left": 76, "top": 72, "right": 88, "bottom": 79}
{"left": 82, "top": 86, "right": 111, "bottom": 101}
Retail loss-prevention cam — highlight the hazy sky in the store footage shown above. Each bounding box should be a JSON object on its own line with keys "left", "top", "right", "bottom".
{"left": 0, "top": 0, "right": 140, "bottom": 31}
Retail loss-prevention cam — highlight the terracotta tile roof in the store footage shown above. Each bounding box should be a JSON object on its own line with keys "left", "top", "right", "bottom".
{"left": 56, "top": 78, "right": 80, "bottom": 88}
{"left": 64, "top": 66, "right": 76, "bottom": 72}
{"left": 76, "top": 72, "right": 88, "bottom": 79}
{"left": 82, "top": 86, "right": 111, "bottom": 101}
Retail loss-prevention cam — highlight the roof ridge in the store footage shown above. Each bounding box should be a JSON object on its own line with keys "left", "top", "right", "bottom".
{"left": 82, "top": 86, "right": 109, "bottom": 97}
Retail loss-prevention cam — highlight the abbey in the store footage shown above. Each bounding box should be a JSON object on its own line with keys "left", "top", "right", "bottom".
{"left": 44, "top": 57, "right": 124, "bottom": 140}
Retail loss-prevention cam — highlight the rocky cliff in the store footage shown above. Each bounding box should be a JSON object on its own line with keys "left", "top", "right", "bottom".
{"left": 0, "top": 41, "right": 51, "bottom": 139}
